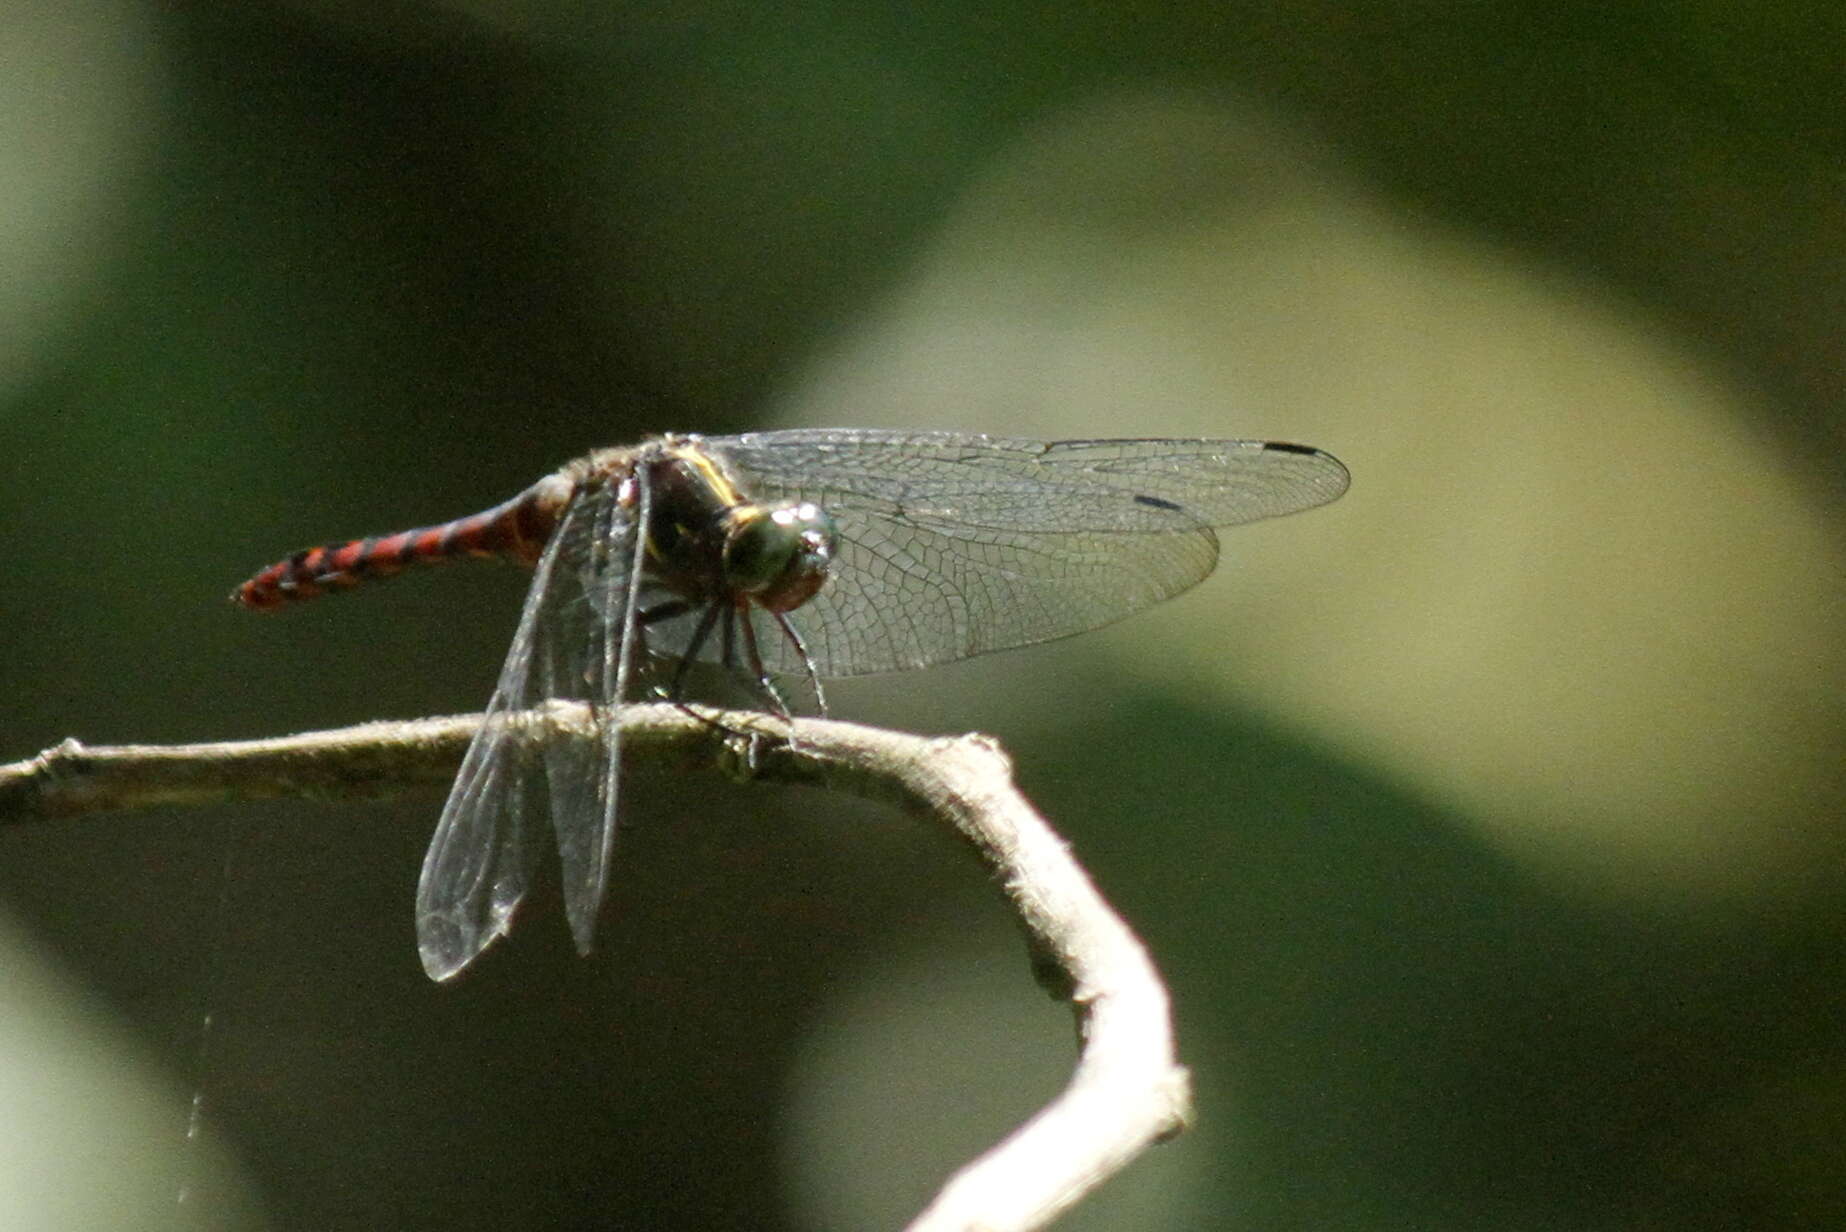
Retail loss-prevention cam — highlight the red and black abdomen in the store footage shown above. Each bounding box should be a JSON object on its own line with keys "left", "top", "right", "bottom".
{"left": 232, "top": 475, "right": 571, "bottom": 610}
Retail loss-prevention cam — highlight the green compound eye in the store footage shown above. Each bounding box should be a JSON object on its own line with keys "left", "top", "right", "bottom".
{"left": 723, "top": 508, "right": 799, "bottom": 593}
{"left": 722, "top": 502, "right": 838, "bottom": 609}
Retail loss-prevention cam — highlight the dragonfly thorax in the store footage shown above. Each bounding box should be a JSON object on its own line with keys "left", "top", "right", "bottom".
{"left": 721, "top": 501, "right": 837, "bottom": 613}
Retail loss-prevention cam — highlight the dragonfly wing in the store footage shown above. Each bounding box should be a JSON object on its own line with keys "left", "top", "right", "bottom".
{"left": 414, "top": 480, "right": 631, "bottom": 979}
{"left": 543, "top": 476, "right": 642, "bottom": 959}
{"left": 704, "top": 430, "right": 1348, "bottom": 676}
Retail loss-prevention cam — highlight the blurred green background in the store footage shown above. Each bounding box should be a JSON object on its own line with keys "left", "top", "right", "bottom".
{"left": 1, "top": 2, "right": 1842, "bottom": 1229}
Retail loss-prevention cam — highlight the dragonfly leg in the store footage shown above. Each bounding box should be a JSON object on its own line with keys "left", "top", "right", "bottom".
{"left": 719, "top": 602, "right": 738, "bottom": 677}
{"left": 663, "top": 600, "right": 725, "bottom": 702}
{"left": 630, "top": 598, "right": 693, "bottom": 702}
{"left": 769, "top": 611, "right": 828, "bottom": 718}
{"left": 654, "top": 604, "right": 770, "bottom": 754}
{"left": 652, "top": 602, "right": 738, "bottom": 713}
{"left": 637, "top": 597, "right": 694, "bottom": 630}
{"left": 634, "top": 598, "right": 693, "bottom": 668}
{"left": 737, "top": 605, "right": 794, "bottom": 720}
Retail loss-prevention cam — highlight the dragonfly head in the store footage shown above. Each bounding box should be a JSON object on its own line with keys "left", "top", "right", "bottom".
{"left": 722, "top": 501, "right": 838, "bottom": 612}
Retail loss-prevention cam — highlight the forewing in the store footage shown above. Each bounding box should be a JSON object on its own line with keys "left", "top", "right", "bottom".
{"left": 703, "top": 430, "right": 1348, "bottom": 676}
{"left": 545, "top": 475, "right": 642, "bottom": 959}
{"left": 414, "top": 480, "right": 631, "bottom": 979}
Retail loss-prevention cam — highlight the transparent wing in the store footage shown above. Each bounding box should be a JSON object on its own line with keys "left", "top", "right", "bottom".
{"left": 684, "top": 429, "right": 1348, "bottom": 677}
{"left": 414, "top": 479, "right": 634, "bottom": 980}
{"left": 547, "top": 475, "right": 645, "bottom": 961}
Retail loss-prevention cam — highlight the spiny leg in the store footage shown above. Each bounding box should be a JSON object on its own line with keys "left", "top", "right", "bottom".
{"left": 635, "top": 598, "right": 736, "bottom": 739}
{"left": 736, "top": 604, "right": 795, "bottom": 719}
{"left": 637, "top": 598, "right": 694, "bottom": 638}
{"left": 665, "top": 599, "right": 725, "bottom": 703}
{"left": 719, "top": 602, "right": 738, "bottom": 679}
{"left": 658, "top": 603, "right": 765, "bottom": 746}
{"left": 770, "top": 611, "right": 828, "bottom": 718}
{"left": 630, "top": 597, "right": 696, "bottom": 703}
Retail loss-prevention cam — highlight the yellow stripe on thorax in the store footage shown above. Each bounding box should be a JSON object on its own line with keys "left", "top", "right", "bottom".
{"left": 665, "top": 440, "right": 744, "bottom": 507}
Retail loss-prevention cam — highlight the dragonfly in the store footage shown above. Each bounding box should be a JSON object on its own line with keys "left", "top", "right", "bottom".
{"left": 235, "top": 428, "right": 1349, "bottom": 979}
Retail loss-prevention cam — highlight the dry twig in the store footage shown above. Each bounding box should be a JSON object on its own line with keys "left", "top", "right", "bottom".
{"left": 0, "top": 702, "right": 1193, "bottom": 1231}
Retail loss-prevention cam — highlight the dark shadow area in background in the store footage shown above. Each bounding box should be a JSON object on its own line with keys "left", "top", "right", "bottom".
{"left": 1040, "top": 699, "right": 1846, "bottom": 1230}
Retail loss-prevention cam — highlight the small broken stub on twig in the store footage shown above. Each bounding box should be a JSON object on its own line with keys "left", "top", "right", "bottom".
{"left": 716, "top": 725, "right": 772, "bottom": 781}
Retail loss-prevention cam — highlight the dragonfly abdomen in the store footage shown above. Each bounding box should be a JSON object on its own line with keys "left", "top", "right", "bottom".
{"left": 233, "top": 472, "right": 574, "bottom": 610}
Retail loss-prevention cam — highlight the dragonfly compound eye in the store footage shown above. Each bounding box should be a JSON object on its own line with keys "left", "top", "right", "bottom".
{"left": 723, "top": 501, "right": 838, "bottom": 611}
